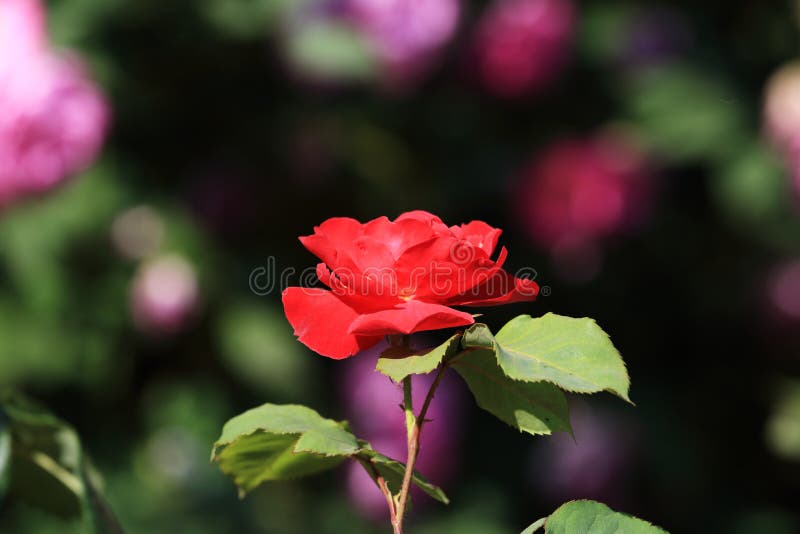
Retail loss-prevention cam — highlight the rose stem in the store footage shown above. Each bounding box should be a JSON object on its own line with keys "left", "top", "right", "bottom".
{"left": 358, "top": 457, "right": 397, "bottom": 530}
{"left": 393, "top": 338, "right": 448, "bottom": 534}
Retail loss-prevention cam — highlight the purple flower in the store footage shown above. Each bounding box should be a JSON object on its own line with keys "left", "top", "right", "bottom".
{"left": 765, "top": 259, "right": 800, "bottom": 324}
{"left": 0, "top": 0, "right": 109, "bottom": 207}
{"left": 528, "top": 404, "right": 639, "bottom": 508}
{"left": 472, "top": 0, "right": 575, "bottom": 97}
{"left": 345, "top": 0, "right": 460, "bottom": 84}
{"left": 281, "top": 0, "right": 460, "bottom": 89}
{"left": 620, "top": 7, "right": 691, "bottom": 69}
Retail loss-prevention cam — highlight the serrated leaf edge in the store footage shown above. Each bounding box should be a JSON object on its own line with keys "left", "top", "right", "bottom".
{"left": 466, "top": 315, "right": 633, "bottom": 404}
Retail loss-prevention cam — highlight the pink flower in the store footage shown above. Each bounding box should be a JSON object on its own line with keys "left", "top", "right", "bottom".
{"left": 345, "top": 0, "right": 460, "bottom": 84}
{"left": 472, "top": 0, "right": 575, "bottom": 97}
{"left": 763, "top": 61, "right": 800, "bottom": 200}
{"left": 0, "top": 0, "right": 109, "bottom": 206}
{"left": 130, "top": 255, "right": 201, "bottom": 335}
{"left": 765, "top": 259, "right": 800, "bottom": 324}
{"left": 516, "top": 133, "right": 654, "bottom": 254}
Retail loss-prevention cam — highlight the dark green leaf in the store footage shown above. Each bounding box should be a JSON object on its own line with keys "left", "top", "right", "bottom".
{"left": 450, "top": 350, "right": 571, "bottom": 436}
{"left": 0, "top": 390, "right": 123, "bottom": 533}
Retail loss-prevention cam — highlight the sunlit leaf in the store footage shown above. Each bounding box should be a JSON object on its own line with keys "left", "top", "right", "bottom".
{"left": 376, "top": 333, "right": 461, "bottom": 382}
{"left": 464, "top": 315, "right": 630, "bottom": 402}
{"left": 523, "top": 500, "right": 668, "bottom": 533}
{"left": 212, "top": 403, "right": 359, "bottom": 495}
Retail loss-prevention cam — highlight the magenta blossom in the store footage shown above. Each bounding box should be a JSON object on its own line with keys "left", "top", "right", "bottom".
{"left": 516, "top": 132, "right": 654, "bottom": 256}
{"left": 339, "top": 342, "right": 464, "bottom": 520}
{"left": 765, "top": 259, "right": 800, "bottom": 324}
{"left": 0, "top": 0, "right": 109, "bottom": 207}
{"left": 472, "top": 0, "right": 575, "bottom": 97}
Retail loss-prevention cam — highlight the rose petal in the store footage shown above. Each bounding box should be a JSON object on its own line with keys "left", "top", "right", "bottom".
{"left": 395, "top": 210, "right": 451, "bottom": 234}
{"left": 452, "top": 270, "right": 540, "bottom": 306}
{"left": 365, "top": 216, "right": 438, "bottom": 259}
{"left": 348, "top": 299, "right": 475, "bottom": 336}
{"left": 282, "top": 287, "right": 382, "bottom": 359}
{"left": 453, "top": 220, "right": 503, "bottom": 256}
{"left": 299, "top": 217, "right": 363, "bottom": 267}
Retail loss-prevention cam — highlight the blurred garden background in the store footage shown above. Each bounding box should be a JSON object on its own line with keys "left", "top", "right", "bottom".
{"left": 2, "top": 0, "right": 800, "bottom": 532}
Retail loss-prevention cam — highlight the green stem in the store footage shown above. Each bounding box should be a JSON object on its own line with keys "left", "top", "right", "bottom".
{"left": 393, "top": 350, "right": 449, "bottom": 534}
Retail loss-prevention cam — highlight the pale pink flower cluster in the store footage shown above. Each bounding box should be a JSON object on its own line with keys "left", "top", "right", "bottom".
{"left": 763, "top": 61, "right": 800, "bottom": 201}
{"left": 345, "top": 0, "right": 460, "bottom": 84}
{"left": 0, "top": 0, "right": 109, "bottom": 206}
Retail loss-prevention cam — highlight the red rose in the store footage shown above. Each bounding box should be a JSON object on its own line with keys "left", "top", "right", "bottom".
{"left": 282, "top": 210, "right": 539, "bottom": 359}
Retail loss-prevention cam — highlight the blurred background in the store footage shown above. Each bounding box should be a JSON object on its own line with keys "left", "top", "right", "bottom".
{"left": 1, "top": 0, "right": 800, "bottom": 532}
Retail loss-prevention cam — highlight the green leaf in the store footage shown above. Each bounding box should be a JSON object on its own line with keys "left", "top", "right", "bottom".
{"left": 524, "top": 500, "right": 668, "bottom": 533}
{"left": 450, "top": 349, "right": 571, "bottom": 436}
{"left": 465, "top": 315, "right": 630, "bottom": 402}
{"left": 0, "top": 390, "right": 123, "bottom": 533}
{"left": 283, "top": 20, "right": 375, "bottom": 82}
{"left": 0, "top": 413, "right": 10, "bottom": 499}
{"left": 521, "top": 517, "right": 547, "bottom": 534}
{"left": 357, "top": 446, "right": 449, "bottom": 504}
{"left": 212, "top": 403, "right": 359, "bottom": 495}
{"left": 376, "top": 333, "right": 462, "bottom": 382}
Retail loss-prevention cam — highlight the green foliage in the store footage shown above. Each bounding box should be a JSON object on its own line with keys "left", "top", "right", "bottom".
{"left": 283, "top": 20, "right": 376, "bottom": 82}
{"left": 450, "top": 349, "right": 571, "bottom": 436}
{"left": 711, "top": 141, "right": 800, "bottom": 254}
{"left": 765, "top": 379, "right": 800, "bottom": 461}
{"left": 625, "top": 65, "right": 747, "bottom": 163}
{"left": 0, "top": 391, "right": 122, "bottom": 533}
{"left": 212, "top": 404, "right": 359, "bottom": 494}
{"left": 216, "top": 302, "right": 314, "bottom": 398}
{"left": 523, "top": 500, "right": 668, "bottom": 533}
{"left": 464, "top": 315, "right": 630, "bottom": 402}
{"left": 212, "top": 403, "right": 449, "bottom": 503}
{"left": 357, "top": 446, "right": 449, "bottom": 504}
{"left": 376, "top": 333, "right": 462, "bottom": 382}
